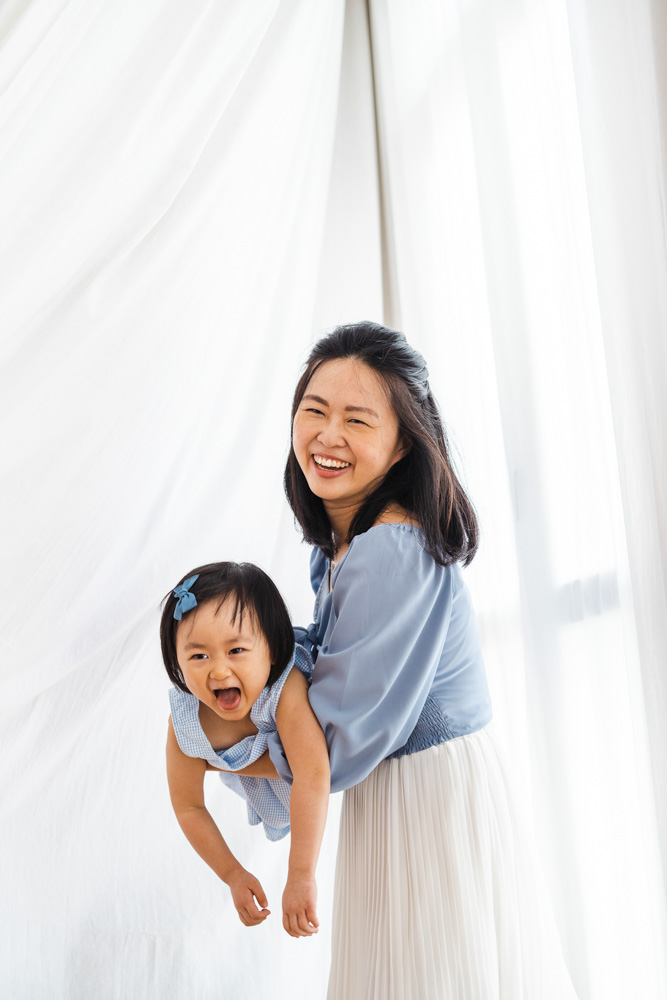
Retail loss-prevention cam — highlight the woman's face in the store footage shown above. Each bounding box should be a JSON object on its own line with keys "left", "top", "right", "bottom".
{"left": 292, "top": 358, "right": 407, "bottom": 513}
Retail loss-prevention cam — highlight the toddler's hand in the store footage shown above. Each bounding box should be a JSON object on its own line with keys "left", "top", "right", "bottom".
{"left": 226, "top": 867, "right": 271, "bottom": 927}
{"left": 282, "top": 875, "right": 319, "bottom": 938}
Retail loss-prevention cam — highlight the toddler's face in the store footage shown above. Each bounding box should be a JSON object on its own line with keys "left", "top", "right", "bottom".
{"left": 175, "top": 598, "right": 272, "bottom": 720}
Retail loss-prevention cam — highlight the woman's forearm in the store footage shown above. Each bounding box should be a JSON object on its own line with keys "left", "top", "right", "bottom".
{"left": 231, "top": 750, "right": 280, "bottom": 779}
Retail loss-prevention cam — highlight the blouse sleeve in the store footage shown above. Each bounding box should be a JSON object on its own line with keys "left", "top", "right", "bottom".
{"left": 308, "top": 527, "right": 456, "bottom": 793}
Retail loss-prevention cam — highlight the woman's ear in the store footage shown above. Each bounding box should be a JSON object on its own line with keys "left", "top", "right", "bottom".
{"left": 398, "top": 434, "right": 412, "bottom": 459}
{"left": 390, "top": 434, "right": 411, "bottom": 469}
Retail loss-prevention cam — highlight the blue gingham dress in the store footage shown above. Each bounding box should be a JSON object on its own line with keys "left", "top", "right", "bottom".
{"left": 169, "top": 643, "right": 313, "bottom": 842}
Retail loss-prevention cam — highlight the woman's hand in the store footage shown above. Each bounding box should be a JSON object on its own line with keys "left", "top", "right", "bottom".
{"left": 282, "top": 874, "right": 319, "bottom": 937}
{"left": 226, "top": 867, "right": 271, "bottom": 927}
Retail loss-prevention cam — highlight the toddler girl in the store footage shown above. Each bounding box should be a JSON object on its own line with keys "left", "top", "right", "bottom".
{"left": 160, "top": 561, "right": 329, "bottom": 938}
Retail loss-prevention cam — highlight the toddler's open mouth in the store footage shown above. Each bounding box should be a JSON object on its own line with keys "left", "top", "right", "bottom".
{"left": 214, "top": 688, "right": 242, "bottom": 711}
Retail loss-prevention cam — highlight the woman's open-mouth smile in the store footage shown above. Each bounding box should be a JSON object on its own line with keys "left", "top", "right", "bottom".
{"left": 311, "top": 453, "right": 352, "bottom": 478}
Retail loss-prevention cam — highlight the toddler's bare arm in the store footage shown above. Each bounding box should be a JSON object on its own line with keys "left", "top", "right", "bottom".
{"left": 276, "top": 670, "right": 330, "bottom": 938}
{"left": 166, "top": 718, "right": 270, "bottom": 926}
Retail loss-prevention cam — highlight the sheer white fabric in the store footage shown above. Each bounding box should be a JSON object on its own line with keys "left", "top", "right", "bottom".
{"left": 366, "top": 1, "right": 667, "bottom": 996}
{"left": 0, "top": 2, "right": 350, "bottom": 997}
{"left": 1, "top": 0, "right": 666, "bottom": 998}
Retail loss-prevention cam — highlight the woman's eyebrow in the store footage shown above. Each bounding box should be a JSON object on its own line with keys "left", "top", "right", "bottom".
{"left": 303, "top": 393, "right": 378, "bottom": 418}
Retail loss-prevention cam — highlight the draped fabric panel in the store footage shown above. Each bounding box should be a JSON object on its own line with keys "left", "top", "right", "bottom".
{"left": 1, "top": 1, "right": 666, "bottom": 998}
{"left": 367, "top": 1, "right": 667, "bottom": 997}
{"left": 564, "top": 0, "right": 667, "bottom": 878}
{"left": 0, "top": 3, "right": 353, "bottom": 997}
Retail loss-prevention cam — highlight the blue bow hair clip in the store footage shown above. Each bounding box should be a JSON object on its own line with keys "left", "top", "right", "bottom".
{"left": 173, "top": 574, "right": 200, "bottom": 620}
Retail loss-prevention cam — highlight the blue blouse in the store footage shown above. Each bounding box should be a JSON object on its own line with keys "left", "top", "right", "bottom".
{"left": 289, "top": 523, "right": 493, "bottom": 793}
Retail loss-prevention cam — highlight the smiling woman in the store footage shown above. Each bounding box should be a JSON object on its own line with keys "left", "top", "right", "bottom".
{"left": 281, "top": 321, "right": 579, "bottom": 999}
{"left": 285, "top": 323, "right": 479, "bottom": 568}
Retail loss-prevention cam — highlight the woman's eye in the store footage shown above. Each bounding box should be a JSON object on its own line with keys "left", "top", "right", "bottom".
{"left": 349, "top": 418, "right": 367, "bottom": 426}
{"left": 305, "top": 407, "right": 324, "bottom": 415}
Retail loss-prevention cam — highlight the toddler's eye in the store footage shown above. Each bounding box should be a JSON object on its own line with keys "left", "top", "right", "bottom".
{"left": 191, "top": 653, "right": 208, "bottom": 660}
{"left": 229, "top": 647, "right": 245, "bottom": 655}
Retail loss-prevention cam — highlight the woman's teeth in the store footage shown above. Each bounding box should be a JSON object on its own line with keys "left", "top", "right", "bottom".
{"left": 313, "top": 455, "right": 350, "bottom": 469}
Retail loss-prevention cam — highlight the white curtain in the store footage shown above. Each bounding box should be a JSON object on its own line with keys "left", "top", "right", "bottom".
{"left": 366, "top": 0, "right": 667, "bottom": 996}
{"left": 0, "top": 2, "right": 352, "bottom": 996}
{"left": 1, "top": 1, "right": 665, "bottom": 998}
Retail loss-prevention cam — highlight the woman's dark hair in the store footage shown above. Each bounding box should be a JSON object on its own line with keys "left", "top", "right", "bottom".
{"left": 160, "top": 562, "right": 294, "bottom": 694}
{"left": 284, "top": 321, "right": 479, "bottom": 567}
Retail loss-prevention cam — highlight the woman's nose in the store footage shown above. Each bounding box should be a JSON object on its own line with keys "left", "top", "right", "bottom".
{"left": 317, "top": 418, "right": 346, "bottom": 448}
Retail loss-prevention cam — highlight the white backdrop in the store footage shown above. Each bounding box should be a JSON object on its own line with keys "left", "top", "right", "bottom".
{"left": 1, "top": 1, "right": 666, "bottom": 998}
{"left": 0, "top": 1, "right": 351, "bottom": 996}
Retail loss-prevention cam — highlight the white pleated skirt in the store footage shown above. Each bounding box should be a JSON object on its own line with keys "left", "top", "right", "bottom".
{"left": 327, "top": 724, "right": 579, "bottom": 1000}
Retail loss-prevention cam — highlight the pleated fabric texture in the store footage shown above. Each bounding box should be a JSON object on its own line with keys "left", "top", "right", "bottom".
{"left": 327, "top": 724, "right": 579, "bottom": 1000}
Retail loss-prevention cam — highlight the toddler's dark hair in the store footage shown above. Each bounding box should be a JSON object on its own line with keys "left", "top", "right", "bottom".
{"left": 160, "top": 562, "right": 294, "bottom": 694}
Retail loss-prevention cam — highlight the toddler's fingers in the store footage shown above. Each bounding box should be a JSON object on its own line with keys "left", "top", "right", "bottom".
{"left": 250, "top": 879, "right": 269, "bottom": 911}
{"left": 245, "top": 893, "right": 267, "bottom": 920}
{"left": 296, "top": 910, "right": 316, "bottom": 935}
{"left": 242, "top": 906, "right": 266, "bottom": 926}
{"left": 289, "top": 911, "right": 312, "bottom": 938}
{"left": 254, "top": 890, "right": 269, "bottom": 910}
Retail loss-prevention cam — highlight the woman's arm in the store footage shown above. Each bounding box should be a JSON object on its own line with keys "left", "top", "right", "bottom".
{"left": 306, "top": 528, "right": 467, "bottom": 793}
{"left": 166, "top": 718, "right": 270, "bottom": 926}
{"left": 275, "top": 669, "right": 330, "bottom": 938}
{"left": 224, "top": 752, "right": 280, "bottom": 779}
